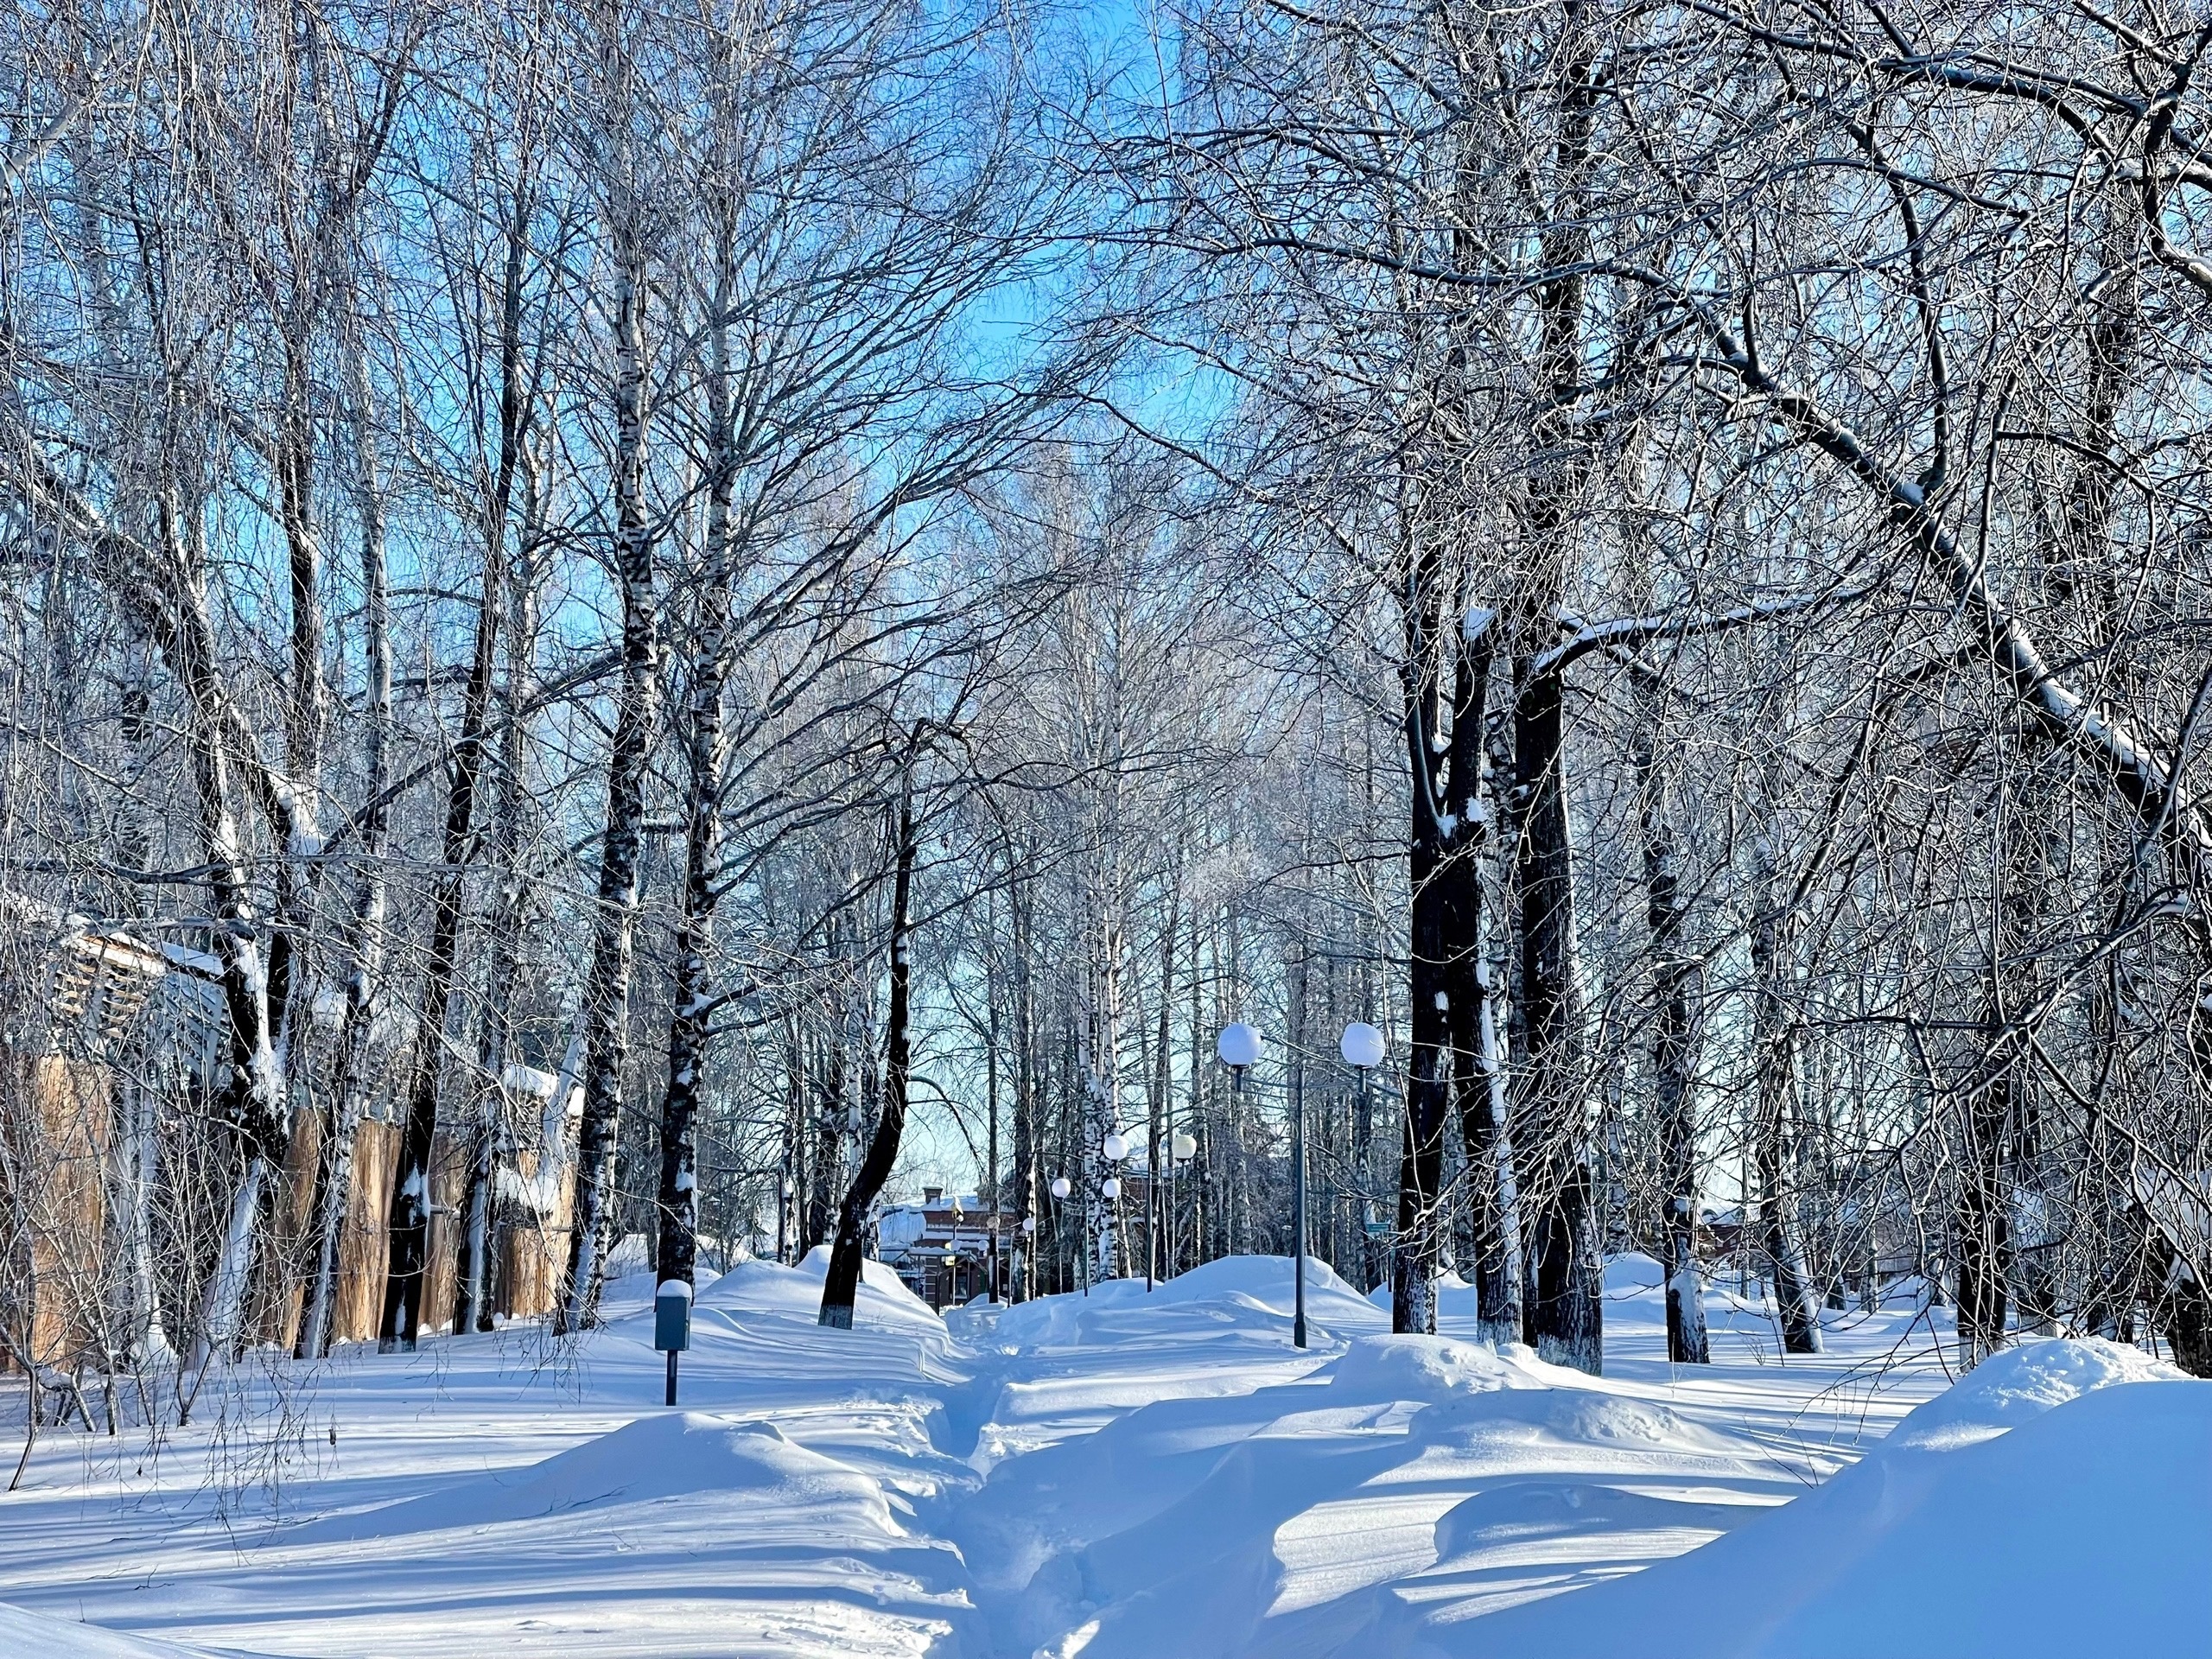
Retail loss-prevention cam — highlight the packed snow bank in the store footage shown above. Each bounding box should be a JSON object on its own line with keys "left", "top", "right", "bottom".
{"left": 693, "top": 1247, "right": 941, "bottom": 1332}
{"left": 1325, "top": 1333, "right": 1746, "bottom": 1463}
{"left": 291, "top": 1412, "right": 896, "bottom": 1545}
{"left": 1328, "top": 1332, "right": 1532, "bottom": 1398}
{"left": 1885, "top": 1332, "right": 2179, "bottom": 1450}
{"left": 240, "top": 1402, "right": 981, "bottom": 1656}
{"left": 992, "top": 1255, "right": 1385, "bottom": 1351}
{"left": 0, "top": 1604, "right": 208, "bottom": 1657}
{"left": 1452, "top": 1339, "right": 2206, "bottom": 1658}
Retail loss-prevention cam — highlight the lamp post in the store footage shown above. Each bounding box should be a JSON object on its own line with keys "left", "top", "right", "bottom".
{"left": 1050, "top": 1173, "right": 1074, "bottom": 1294}
{"left": 1340, "top": 1021, "right": 1386, "bottom": 1292}
{"left": 1100, "top": 1131, "right": 1128, "bottom": 1291}
{"left": 1291, "top": 1090, "right": 1307, "bottom": 1348}
{"left": 1169, "top": 1129, "right": 1198, "bottom": 1276}
{"left": 1217, "top": 1023, "right": 1297, "bottom": 1344}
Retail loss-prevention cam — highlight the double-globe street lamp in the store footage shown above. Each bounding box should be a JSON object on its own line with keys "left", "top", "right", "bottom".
{"left": 1047, "top": 1130, "right": 1128, "bottom": 1295}
{"left": 1217, "top": 1022, "right": 1313, "bottom": 1347}
{"left": 1209, "top": 1020, "right": 1386, "bottom": 1351}
{"left": 1039, "top": 1027, "right": 1377, "bottom": 1327}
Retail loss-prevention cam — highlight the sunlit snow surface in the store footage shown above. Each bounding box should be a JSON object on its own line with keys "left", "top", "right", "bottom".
{"left": 0, "top": 1249, "right": 2198, "bottom": 1657}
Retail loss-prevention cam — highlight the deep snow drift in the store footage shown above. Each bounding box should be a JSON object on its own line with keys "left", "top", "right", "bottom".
{"left": 0, "top": 1253, "right": 2198, "bottom": 1658}
{"left": 0, "top": 1603, "right": 204, "bottom": 1658}
{"left": 1450, "top": 1338, "right": 2203, "bottom": 1658}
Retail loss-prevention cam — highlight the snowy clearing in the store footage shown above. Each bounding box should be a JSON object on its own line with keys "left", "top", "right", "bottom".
{"left": 0, "top": 1255, "right": 2198, "bottom": 1659}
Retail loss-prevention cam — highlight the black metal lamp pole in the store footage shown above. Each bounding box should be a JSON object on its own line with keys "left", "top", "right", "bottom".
{"left": 1293, "top": 1077, "right": 1307, "bottom": 1349}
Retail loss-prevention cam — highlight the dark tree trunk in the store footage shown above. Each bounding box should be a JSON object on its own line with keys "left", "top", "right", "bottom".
{"left": 378, "top": 548, "right": 501, "bottom": 1351}
{"left": 1394, "top": 541, "right": 1451, "bottom": 1337}
{"left": 460, "top": 448, "right": 548, "bottom": 1335}
{"left": 1953, "top": 1072, "right": 2014, "bottom": 1368}
{"left": 1188, "top": 908, "right": 1208, "bottom": 1272}
{"left": 378, "top": 194, "right": 534, "bottom": 1352}
{"left": 1750, "top": 878, "right": 1823, "bottom": 1356}
{"left": 985, "top": 910, "right": 1002, "bottom": 1300}
{"left": 1503, "top": 19, "right": 1604, "bottom": 1376}
{"left": 1959, "top": 807, "right": 2033, "bottom": 1369}
{"left": 1150, "top": 874, "right": 1178, "bottom": 1287}
{"left": 654, "top": 206, "right": 737, "bottom": 1296}
{"left": 2148, "top": 1230, "right": 2212, "bottom": 1376}
{"left": 1513, "top": 663, "right": 1604, "bottom": 1372}
{"left": 1632, "top": 666, "right": 1709, "bottom": 1364}
{"left": 557, "top": 229, "right": 659, "bottom": 1335}
{"left": 782, "top": 1019, "right": 804, "bottom": 1263}
{"left": 1011, "top": 871, "right": 1036, "bottom": 1297}
{"left": 807, "top": 1027, "right": 840, "bottom": 1253}
{"left": 1441, "top": 615, "right": 1522, "bottom": 1346}
{"left": 822, "top": 787, "right": 917, "bottom": 1327}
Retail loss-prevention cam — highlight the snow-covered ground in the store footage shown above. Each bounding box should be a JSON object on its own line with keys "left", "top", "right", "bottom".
{"left": 0, "top": 1252, "right": 2198, "bottom": 1658}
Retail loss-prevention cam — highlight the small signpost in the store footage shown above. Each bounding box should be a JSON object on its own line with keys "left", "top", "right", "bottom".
{"left": 655, "top": 1279, "right": 693, "bottom": 1406}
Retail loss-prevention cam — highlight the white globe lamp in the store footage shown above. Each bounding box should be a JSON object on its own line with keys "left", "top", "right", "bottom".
{"left": 1339, "top": 1021, "right": 1385, "bottom": 1070}
{"left": 1217, "top": 1022, "right": 1262, "bottom": 1070}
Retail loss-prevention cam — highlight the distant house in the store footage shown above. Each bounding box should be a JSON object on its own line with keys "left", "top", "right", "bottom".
{"left": 1, "top": 903, "right": 226, "bottom": 1378}
{"left": 2, "top": 895, "right": 581, "bottom": 1373}
{"left": 876, "top": 1187, "right": 1013, "bottom": 1307}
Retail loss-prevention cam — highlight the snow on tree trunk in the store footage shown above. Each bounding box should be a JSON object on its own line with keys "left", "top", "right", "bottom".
{"left": 1473, "top": 972, "right": 1525, "bottom": 1336}
{"left": 1083, "top": 1038, "right": 1120, "bottom": 1285}
{"left": 1078, "top": 898, "right": 1126, "bottom": 1286}
{"left": 459, "top": 461, "right": 547, "bottom": 1337}
{"left": 190, "top": 1153, "right": 268, "bottom": 1381}
{"left": 124, "top": 1079, "right": 169, "bottom": 1361}
{"left": 1441, "top": 614, "right": 1521, "bottom": 1347}
{"left": 114, "top": 641, "right": 169, "bottom": 1361}
{"left": 1149, "top": 873, "right": 1179, "bottom": 1287}
{"left": 181, "top": 663, "right": 294, "bottom": 1386}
